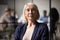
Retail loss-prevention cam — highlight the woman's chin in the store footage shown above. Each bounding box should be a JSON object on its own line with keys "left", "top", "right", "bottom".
{"left": 28, "top": 18, "right": 33, "bottom": 21}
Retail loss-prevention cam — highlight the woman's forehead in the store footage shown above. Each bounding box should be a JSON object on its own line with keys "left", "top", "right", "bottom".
{"left": 26, "top": 5, "right": 34, "bottom": 9}
{"left": 25, "top": 4, "right": 37, "bottom": 10}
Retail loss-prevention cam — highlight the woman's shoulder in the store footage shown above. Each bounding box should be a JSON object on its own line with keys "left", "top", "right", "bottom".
{"left": 37, "top": 22, "right": 49, "bottom": 33}
{"left": 37, "top": 22, "right": 47, "bottom": 26}
{"left": 37, "top": 22, "right": 48, "bottom": 29}
{"left": 16, "top": 23, "right": 25, "bottom": 28}
{"left": 15, "top": 23, "right": 27, "bottom": 30}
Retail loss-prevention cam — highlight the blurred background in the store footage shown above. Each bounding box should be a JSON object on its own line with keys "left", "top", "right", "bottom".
{"left": 0, "top": 0, "right": 60, "bottom": 40}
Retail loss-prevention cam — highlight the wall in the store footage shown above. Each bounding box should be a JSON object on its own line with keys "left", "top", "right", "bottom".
{"left": 7, "top": 0, "right": 14, "bottom": 9}
{"left": 15, "top": 0, "right": 49, "bottom": 18}
{"left": 0, "top": 0, "right": 14, "bottom": 17}
{"left": 0, "top": 5, "right": 8, "bottom": 17}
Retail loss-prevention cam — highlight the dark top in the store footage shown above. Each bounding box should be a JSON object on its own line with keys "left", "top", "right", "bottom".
{"left": 14, "top": 22, "right": 49, "bottom": 40}
{"left": 50, "top": 8, "right": 59, "bottom": 33}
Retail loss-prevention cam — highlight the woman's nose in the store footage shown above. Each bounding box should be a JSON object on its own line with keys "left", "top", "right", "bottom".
{"left": 29, "top": 10, "right": 32, "bottom": 14}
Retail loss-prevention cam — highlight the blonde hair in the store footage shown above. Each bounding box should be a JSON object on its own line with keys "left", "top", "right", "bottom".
{"left": 23, "top": 3, "right": 40, "bottom": 22}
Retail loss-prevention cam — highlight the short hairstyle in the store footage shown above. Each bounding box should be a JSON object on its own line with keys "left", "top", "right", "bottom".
{"left": 4, "top": 8, "right": 11, "bottom": 12}
{"left": 23, "top": 3, "right": 40, "bottom": 22}
{"left": 43, "top": 10, "right": 47, "bottom": 13}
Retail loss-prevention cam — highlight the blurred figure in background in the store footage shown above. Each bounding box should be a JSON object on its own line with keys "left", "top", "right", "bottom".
{"left": 38, "top": 10, "right": 50, "bottom": 31}
{"left": 7, "top": 9, "right": 18, "bottom": 40}
{"left": 0, "top": 8, "right": 18, "bottom": 40}
{"left": 10, "top": 9, "right": 18, "bottom": 22}
{"left": 50, "top": 8, "right": 59, "bottom": 40}
{"left": 0, "top": 8, "right": 11, "bottom": 30}
{"left": 0, "top": 8, "right": 11, "bottom": 40}
{"left": 39, "top": 10, "right": 48, "bottom": 24}
{"left": 10, "top": 9, "right": 18, "bottom": 29}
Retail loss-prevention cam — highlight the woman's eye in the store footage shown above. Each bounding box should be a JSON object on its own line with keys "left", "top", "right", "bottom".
{"left": 27, "top": 9, "right": 29, "bottom": 11}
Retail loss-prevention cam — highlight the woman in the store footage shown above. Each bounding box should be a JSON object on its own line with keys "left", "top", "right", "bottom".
{"left": 14, "top": 3, "right": 49, "bottom": 40}
{"left": 50, "top": 8, "right": 59, "bottom": 40}
{"left": 0, "top": 8, "right": 11, "bottom": 30}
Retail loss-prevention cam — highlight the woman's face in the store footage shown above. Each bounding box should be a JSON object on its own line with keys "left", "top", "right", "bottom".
{"left": 24, "top": 4, "right": 37, "bottom": 21}
{"left": 5, "top": 11, "right": 10, "bottom": 15}
{"left": 11, "top": 11, "right": 14, "bottom": 16}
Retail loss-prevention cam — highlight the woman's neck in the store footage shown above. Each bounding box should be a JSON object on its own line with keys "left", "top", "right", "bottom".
{"left": 27, "top": 21, "right": 36, "bottom": 28}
